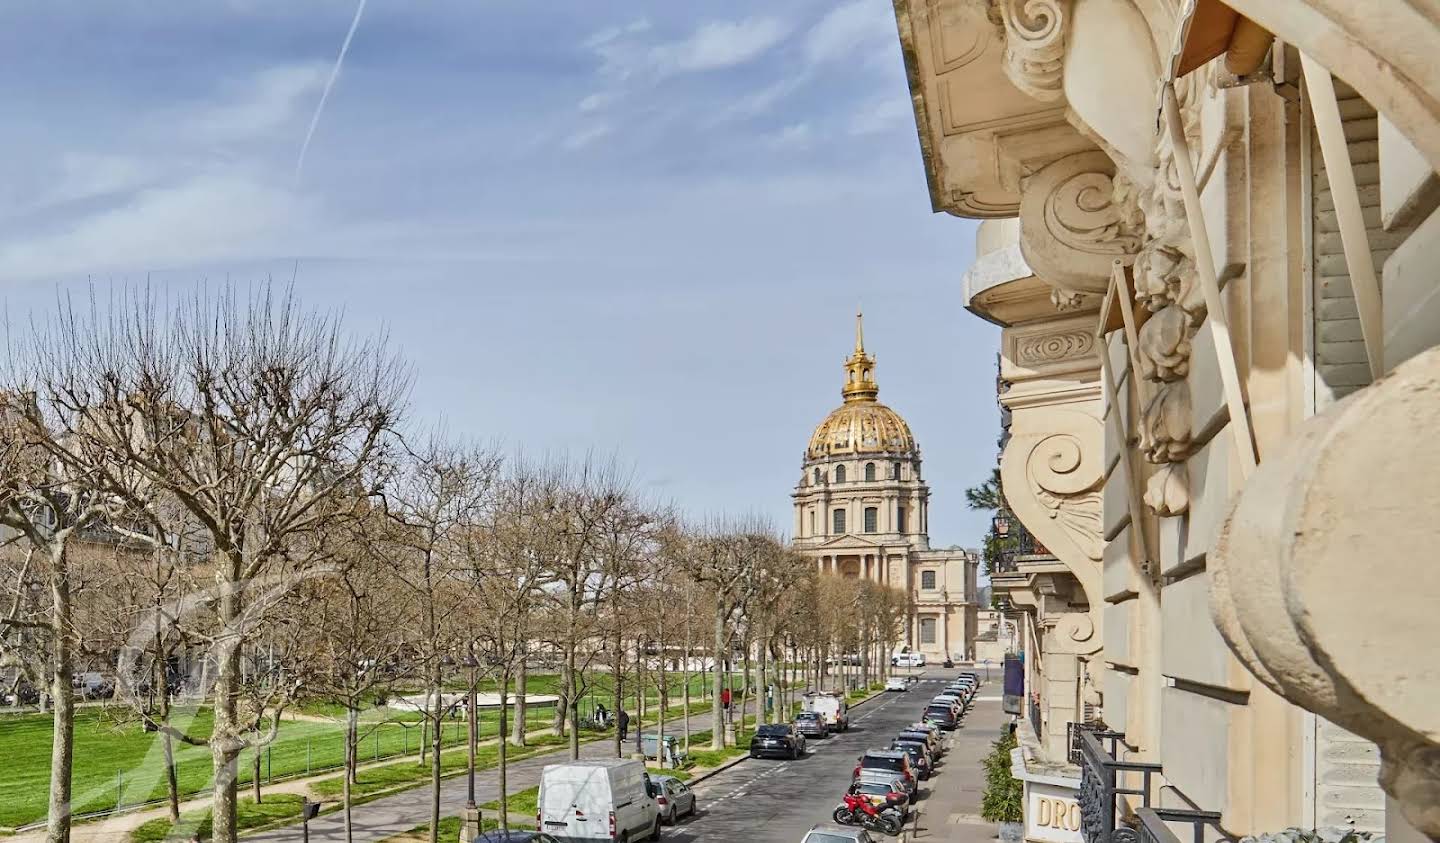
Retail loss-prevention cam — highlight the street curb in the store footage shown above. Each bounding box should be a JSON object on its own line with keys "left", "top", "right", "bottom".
{"left": 683, "top": 751, "right": 754, "bottom": 786}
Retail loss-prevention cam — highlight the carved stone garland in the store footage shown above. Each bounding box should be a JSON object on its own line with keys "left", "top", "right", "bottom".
{"left": 1124, "top": 78, "right": 1206, "bottom": 517}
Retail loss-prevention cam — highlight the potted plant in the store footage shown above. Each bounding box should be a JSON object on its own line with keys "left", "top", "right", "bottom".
{"left": 981, "top": 731, "right": 1024, "bottom": 843}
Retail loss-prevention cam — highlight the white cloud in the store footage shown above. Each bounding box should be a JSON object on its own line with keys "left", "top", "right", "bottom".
{"left": 652, "top": 18, "right": 790, "bottom": 74}
{"left": 804, "top": 0, "right": 894, "bottom": 65}
{"left": 0, "top": 173, "right": 315, "bottom": 281}
{"left": 587, "top": 16, "right": 790, "bottom": 82}
{"left": 711, "top": 74, "right": 808, "bottom": 124}
{"left": 42, "top": 153, "right": 155, "bottom": 206}
{"left": 848, "top": 97, "right": 913, "bottom": 136}
{"left": 766, "top": 123, "right": 812, "bottom": 150}
{"left": 578, "top": 91, "right": 619, "bottom": 113}
{"left": 183, "top": 63, "right": 329, "bottom": 141}
{"left": 561, "top": 124, "right": 613, "bottom": 151}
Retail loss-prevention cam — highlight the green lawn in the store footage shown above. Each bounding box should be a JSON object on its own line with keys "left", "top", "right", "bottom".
{"left": 0, "top": 702, "right": 548, "bottom": 829}
{"left": 129, "top": 793, "right": 304, "bottom": 842}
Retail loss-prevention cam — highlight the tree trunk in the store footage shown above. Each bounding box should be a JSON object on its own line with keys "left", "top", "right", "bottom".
{"left": 498, "top": 671, "right": 510, "bottom": 834}
{"left": 612, "top": 626, "right": 624, "bottom": 759}
{"left": 210, "top": 568, "right": 243, "bottom": 843}
{"left": 681, "top": 600, "right": 691, "bottom": 752}
{"left": 429, "top": 678, "right": 443, "bottom": 843}
{"left": 566, "top": 647, "right": 580, "bottom": 759}
{"left": 46, "top": 576, "right": 74, "bottom": 843}
{"left": 656, "top": 611, "right": 666, "bottom": 768}
{"left": 252, "top": 736, "right": 262, "bottom": 803}
{"left": 510, "top": 656, "right": 527, "bottom": 746}
{"left": 710, "top": 606, "right": 724, "bottom": 750}
{"left": 758, "top": 626, "right": 769, "bottom": 725}
{"left": 633, "top": 637, "right": 643, "bottom": 756}
{"left": 343, "top": 706, "right": 355, "bottom": 843}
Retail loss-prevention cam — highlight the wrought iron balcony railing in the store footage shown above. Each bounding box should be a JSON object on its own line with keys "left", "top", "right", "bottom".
{"left": 1135, "top": 808, "right": 1225, "bottom": 843}
{"left": 1078, "top": 729, "right": 1163, "bottom": 843}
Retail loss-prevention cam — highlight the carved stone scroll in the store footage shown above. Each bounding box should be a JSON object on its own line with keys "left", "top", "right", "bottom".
{"left": 998, "top": 0, "right": 1070, "bottom": 102}
{"left": 1019, "top": 151, "right": 1139, "bottom": 295}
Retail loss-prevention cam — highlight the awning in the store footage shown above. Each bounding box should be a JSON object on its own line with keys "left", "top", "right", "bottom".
{"left": 1167, "top": 0, "right": 1272, "bottom": 81}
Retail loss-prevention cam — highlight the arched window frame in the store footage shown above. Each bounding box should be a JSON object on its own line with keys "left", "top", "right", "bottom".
{"left": 864, "top": 462, "right": 876, "bottom": 482}
{"left": 835, "top": 464, "right": 847, "bottom": 483}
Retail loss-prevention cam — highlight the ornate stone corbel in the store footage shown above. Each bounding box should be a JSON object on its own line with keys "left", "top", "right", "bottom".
{"left": 1001, "top": 410, "right": 1104, "bottom": 569}
{"left": 1019, "top": 151, "right": 1140, "bottom": 295}
{"left": 997, "top": 0, "right": 1070, "bottom": 102}
{"left": 1210, "top": 345, "right": 1440, "bottom": 838}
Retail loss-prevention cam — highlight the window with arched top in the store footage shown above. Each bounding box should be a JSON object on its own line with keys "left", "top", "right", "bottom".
{"left": 835, "top": 464, "right": 847, "bottom": 483}
{"left": 813, "top": 467, "right": 821, "bottom": 485}
{"left": 864, "top": 462, "right": 876, "bottom": 482}
{"left": 892, "top": 462, "right": 901, "bottom": 480}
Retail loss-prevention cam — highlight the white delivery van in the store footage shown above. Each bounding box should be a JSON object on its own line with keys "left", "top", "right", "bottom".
{"left": 802, "top": 692, "right": 850, "bottom": 732}
{"left": 538, "top": 758, "right": 661, "bottom": 842}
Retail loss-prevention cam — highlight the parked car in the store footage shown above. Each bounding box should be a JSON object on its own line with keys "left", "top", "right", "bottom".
{"left": 800, "top": 823, "right": 880, "bottom": 843}
{"left": 933, "top": 692, "right": 965, "bottom": 711}
{"left": 853, "top": 750, "right": 917, "bottom": 801}
{"left": 922, "top": 704, "right": 959, "bottom": 730}
{"left": 803, "top": 692, "right": 850, "bottom": 732}
{"left": 883, "top": 676, "right": 908, "bottom": 692}
{"left": 751, "top": 723, "right": 807, "bottom": 759}
{"left": 795, "top": 710, "right": 830, "bottom": 738}
{"left": 537, "top": 759, "right": 661, "bottom": 841}
{"left": 650, "top": 774, "right": 696, "bottom": 824}
{"left": 474, "top": 834, "right": 561, "bottom": 843}
{"left": 888, "top": 740, "right": 931, "bottom": 780}
{"left": 898, "top": 728, "right": 942, "bottom": 758}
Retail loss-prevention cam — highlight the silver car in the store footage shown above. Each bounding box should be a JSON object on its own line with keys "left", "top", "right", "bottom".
{"left": 801, "top": 823, "right": 880, "bottom": 843}
{"left": 651, "top": 775, "right": 696, "bottom": 825}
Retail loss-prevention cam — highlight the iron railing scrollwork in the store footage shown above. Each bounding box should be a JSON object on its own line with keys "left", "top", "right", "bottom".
{"left": 1078, "top": 730, "right": 1162, "bottom": 843}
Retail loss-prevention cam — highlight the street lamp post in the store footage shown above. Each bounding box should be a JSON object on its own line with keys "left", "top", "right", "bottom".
{"left": 463, "top": 651, "right": 479, "bottom": 810}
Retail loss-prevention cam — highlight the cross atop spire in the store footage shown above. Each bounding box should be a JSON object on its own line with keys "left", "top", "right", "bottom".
{"left": 842, "top": 311, "right": 878, "bottom": 403}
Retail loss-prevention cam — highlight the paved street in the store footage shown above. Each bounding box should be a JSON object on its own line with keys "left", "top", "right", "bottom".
{"left": 247, "top": 713, "right": 717, "bottom": 843}
{"left": 669, "top": 669, "right": 1004, "bottom": 843}
{"left": 247, "top": 671, "right": 1004, "bottom": 842}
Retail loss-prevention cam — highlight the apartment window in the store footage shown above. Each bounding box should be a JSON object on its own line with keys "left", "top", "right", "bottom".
{"left": 833, "top": 508, "right": 846, "bottom": 534}
{"left": 835, "top": 464, "right": 847, "bottom": 483}
{"left": 897, "top": 506, "right": 906, "bottom": 532}
{"left": 864, "top": 462, "right": 876, "bottom": 482}
{"left": 919, "top": 617, "right": 937, "bottom": 644}
{"left": 864, "top": 507, "right": 878, "bottom": 533}
{"left": 921, "top": 570, "right": 936, "bottom": 590}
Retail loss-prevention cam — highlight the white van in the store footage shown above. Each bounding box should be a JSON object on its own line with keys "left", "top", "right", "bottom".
{"left": 538, "top": 758, "right": 661, "bottom": 842}
{"left": 802, "top": 692, "right": 850, "bottom": 732}
{"left": 891, "top": 652, "right": 926, "bottom": 668}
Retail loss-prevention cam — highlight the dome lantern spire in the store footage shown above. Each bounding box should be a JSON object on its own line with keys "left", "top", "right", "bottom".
{"left": 842, "top": 310, "right": 879, "bottom": 403}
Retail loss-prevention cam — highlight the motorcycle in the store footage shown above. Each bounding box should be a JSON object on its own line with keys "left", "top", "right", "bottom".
{"left": 831, "top": 790, "right": 904, "bottom": 836}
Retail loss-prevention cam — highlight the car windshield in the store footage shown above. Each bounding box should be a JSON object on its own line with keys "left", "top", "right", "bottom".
{"left": 925, "top": 706, "right": 952, "bottom": 716}
{"left": 757, "top": 724, "right": 791, "bottom": 736}
{"left": 804, "top": 835, "right": 862, "bottom": 843}
{"left": 797, "top": 712, "right": 820, "bottom": 720}
{"left": 861, "top": 754, "right": 905, "bottom": 771}
{"left": 854, "top": 782, "right": 893, "bottom": 795}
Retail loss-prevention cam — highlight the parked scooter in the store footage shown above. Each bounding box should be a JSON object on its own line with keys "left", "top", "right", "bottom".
{"left": 832, "top": 789, "right": 904, "bottom": 836}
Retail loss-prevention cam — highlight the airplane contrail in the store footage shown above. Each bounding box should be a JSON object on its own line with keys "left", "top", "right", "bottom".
{"left": 294, "top": 0, "right": 368, "bottom": 186}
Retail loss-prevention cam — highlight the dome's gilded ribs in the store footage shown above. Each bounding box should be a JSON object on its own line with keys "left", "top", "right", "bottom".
{"left": 805, "top": 313, "right": 919, "bottom": 461}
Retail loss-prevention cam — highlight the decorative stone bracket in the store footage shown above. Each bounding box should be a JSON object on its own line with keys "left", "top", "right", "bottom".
{"left": 1210, "top": 346, "right": 1440, "bottom": 838}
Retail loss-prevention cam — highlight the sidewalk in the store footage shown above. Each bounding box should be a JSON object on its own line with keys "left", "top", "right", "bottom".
{"left": 909, "top": 693, "right": 1008, "bottom": 843}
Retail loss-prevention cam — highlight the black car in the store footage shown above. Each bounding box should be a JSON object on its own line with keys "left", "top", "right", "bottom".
{"left": 794, "top": 710, "right": 830, "bottom": 738}
{"left": 750, "top": 723, "right": 807, "bottom": 759}
{"left": 923, "top": 704, "right": 959, "bottom": 730}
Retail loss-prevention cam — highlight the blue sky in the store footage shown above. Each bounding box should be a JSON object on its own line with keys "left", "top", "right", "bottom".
{"left": 0, "top": 0, "right": 997, "bottom": 547}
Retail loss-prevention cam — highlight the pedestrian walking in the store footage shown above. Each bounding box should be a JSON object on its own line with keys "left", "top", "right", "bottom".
{"left": 595, "top": 703, "right": 609, "bottom": 728}
{"left": 618, "top": 708, "right": 630, "bottom": 741}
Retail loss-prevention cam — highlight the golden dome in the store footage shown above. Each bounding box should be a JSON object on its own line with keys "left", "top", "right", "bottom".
{"left": 805, "top": 313, "right": 918, "bottom": 461}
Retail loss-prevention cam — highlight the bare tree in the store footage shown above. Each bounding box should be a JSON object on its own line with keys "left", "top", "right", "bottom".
{"left": 9, "top": 286, "right": 408, "bottom": 843}
{"left": 382, "top": 434, "right": 498, "bottom": 843}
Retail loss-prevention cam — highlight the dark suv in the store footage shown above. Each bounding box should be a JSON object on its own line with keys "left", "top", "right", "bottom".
{"left": 750, "top": 723, "right": 806, "bottom": 759}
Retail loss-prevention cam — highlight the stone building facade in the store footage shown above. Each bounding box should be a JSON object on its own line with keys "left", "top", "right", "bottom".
{"left": 891, "top": 2, "right": 1440, "bottom": 842}
{"left": 792, "top": 315, "right": 979, "bottom": 662}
